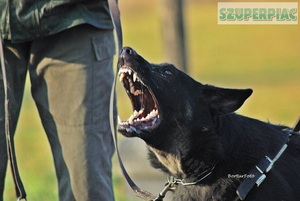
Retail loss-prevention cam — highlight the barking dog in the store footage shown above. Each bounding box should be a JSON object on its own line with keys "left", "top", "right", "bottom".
{"left": 117, "top": 47, "right": 300, "bottom": 201}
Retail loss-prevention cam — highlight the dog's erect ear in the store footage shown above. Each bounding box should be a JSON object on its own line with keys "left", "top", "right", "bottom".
{"left": 203, "top": 86, "right": 253, "bottom": 115}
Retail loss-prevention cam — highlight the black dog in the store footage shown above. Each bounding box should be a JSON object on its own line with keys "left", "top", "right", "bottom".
{"left": 117, "top": 47, "right": 300, "bottom": 201}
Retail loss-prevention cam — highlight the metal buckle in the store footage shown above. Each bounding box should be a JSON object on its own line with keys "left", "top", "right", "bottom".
{"left": 256, "top": 174, "right": 266, "bottom": 187}
{"left": 265, "top": 156, "right": 274, "bottom": 172}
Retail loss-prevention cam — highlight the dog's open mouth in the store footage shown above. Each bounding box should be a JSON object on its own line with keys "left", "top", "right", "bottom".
{"left": 118, "top": 66, "right": 161, "bottom": 134}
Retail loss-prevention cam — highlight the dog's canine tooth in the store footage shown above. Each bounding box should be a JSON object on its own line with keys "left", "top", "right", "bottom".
{"left": 118, "top": 115, "right": 122, "bottom": 124}
{"left": 119, "top": 73, "right": 125, "bottom": 82}
{"left": 133, "top": 73, "right": 137, "bottom": 82}
{"left": 128, "top": 114, "right": 134, "bottom": 124}
{"left": 139, "top": 108, "right": 144, "bottom": 114}
{"left": 133, "top": 110, "right": 139, "bottom": 116}
{"left": 117, "top": 69, "right": 123, "bottom": 75}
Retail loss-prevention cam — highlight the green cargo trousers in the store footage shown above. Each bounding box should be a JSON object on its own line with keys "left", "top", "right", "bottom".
{"left": 0, "top": 25, "right": 116, "bottom": 201}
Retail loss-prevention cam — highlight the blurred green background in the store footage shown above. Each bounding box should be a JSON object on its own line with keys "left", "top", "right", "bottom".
{"left": 4, "top": 0, "right": 299, "bottom": 200}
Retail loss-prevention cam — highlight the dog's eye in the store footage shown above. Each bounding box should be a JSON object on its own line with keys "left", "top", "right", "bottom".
{"left": 164, "top": 68, "right": 173, "bottom": 76}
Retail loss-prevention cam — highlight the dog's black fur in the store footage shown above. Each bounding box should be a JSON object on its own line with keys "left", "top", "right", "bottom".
{"left": 117, "top": 47, "right": 300, "bottom": 201}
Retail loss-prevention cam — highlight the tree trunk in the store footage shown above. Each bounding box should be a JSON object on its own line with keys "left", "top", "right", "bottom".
{"left": 159, "top": 0, "right": 188, "bottom": 72}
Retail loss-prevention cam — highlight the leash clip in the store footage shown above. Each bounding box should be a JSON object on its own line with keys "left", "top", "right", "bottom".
{"left": 152, "top": 177, "right": 177, "bottom": 201}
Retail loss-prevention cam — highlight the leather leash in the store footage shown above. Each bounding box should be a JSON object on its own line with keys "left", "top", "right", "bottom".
{"left": 0, "top": 38, "right": 27, "bottom": 200}
{"left": 107, "top": 0, "right": 157, "bottom": 200}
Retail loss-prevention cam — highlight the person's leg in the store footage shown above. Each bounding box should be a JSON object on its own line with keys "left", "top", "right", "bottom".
{"left": 0, "top": 41, "right": 30, "bottom": 200}
{"left": 29, "top": 24, "right": 116, "bottom": 201}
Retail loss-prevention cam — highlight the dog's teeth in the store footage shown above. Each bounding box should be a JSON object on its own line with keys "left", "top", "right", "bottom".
{"left": 128, "top": 115, "right": 134, "bottom": 124}
{"left": 149, "top": 110, "right": 155, "bottom": 117}
{"left": 133, "top": 73, "right": 137, "bottom": 82}
{"left": 119, "top": 73, "right": 125, "bottom": 82}
{"left": 118, "top": 69, "right": 123, "bottom": 75}
{"left": 133, "top": 90, "right": 143, "bottom": 96}
{"left": 119, "top": 68, "right": 127, "bottom": 74}
{"left": 130, "top": 86, "right": 135, "bottom": 94}
{"left": 147, "top": 109, "right": 158, "bottom": 119}
{"left": 128, "top": 69, "right": 132, "bottom": 75}
{"left": 139, "top": 108, "right": 144, "bottom": 113}
{"left": 145, "top": 113, "right": 150, "bottom": 120}
{"left": 133, "top": 110, "right": 139, "bottom": 116}
{"left": 118, "top": 116, "right": 122, "bottom": 124}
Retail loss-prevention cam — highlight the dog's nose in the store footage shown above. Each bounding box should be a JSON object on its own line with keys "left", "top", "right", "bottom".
{"left": 120, "top": 47, "right": 137, "bottom": 60}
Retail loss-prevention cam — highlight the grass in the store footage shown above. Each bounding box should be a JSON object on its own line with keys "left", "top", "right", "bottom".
{"left": 4, "top": 1, "right": 300, "bottom": 200}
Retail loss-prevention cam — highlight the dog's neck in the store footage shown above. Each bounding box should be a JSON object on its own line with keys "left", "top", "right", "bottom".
{"left": 214, "top": 113, "right": 285, "bottom": 164}
{"left": 148, "top": 147, "right": 186, "bottom": 177}
{"left": 147, "top": 113, "right": 288, "bottom": 200}
{"left": 149, "top": 113, "right": 285, "bottom": 183}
